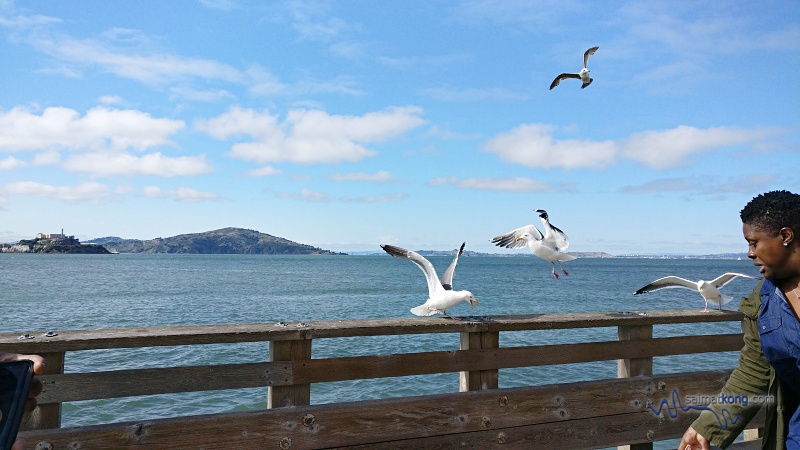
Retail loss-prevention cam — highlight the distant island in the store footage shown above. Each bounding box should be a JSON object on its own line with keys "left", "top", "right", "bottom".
{"left": 85, "top": 227, "right": 344, "bottom": 255}
{"left": 0, "top": 231, "right": 110, "bottom": 254}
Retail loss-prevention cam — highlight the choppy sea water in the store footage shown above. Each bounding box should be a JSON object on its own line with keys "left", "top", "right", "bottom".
{"left": 0, "top": 254, "right": 760, "bottom": 447}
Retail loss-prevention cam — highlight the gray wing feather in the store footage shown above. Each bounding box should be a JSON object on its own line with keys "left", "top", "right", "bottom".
{"left": 634, "top": 276, "right": 698, "bottom": 295}
{"left": 381, "top": 244, "right": 443, "bottom": 298}
{"left": 583, "top": 46, "right": 599, "bottom": 68}
{"left": 710, "top": 272, "right": 760, "bottom": 289}
{"left": 440, "top": 242, "right": 465, "bottom": 290}
{"left": 490, "top": 225, "right": 543, "bottom": 249}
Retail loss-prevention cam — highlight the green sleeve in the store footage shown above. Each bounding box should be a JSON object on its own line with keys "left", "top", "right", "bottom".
{"left": 691, "top": 281, "right": 771, "bottom": 448}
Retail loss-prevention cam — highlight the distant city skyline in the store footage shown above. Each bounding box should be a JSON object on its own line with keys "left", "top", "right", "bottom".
{"left": 0, "top": 1, "right": 798, "bottom": 255}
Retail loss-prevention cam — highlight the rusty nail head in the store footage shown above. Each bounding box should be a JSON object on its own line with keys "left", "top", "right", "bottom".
{"left": 498, "top": 395, "right": 509, "bottom": 406}
{"left": 279, "top": 436, "right": 292, "bottom": 449}
{"left": 302, "top": 413, "right": 315, "bottom": 427}
{"left": 497, "top": 432, "right": 507, "bottom": 444}
{"left": 646, "top": 430, "right": 655, "bottom": 441}
{"left": 35, "top": 443, "right": 54, "bottom": 450}
{"left": 482, "top": 416, "right": 491, "bottom": 428}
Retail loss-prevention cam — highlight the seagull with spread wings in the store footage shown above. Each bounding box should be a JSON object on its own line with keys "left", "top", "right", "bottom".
{"left": 634, "top": 272, "right": 761, "bottom": 312}
{"left": 550, "top": 46, "right": 599, "bottom": 90}
{"left": 491, "top": 209, "right": 576, "bottom": 279}
{"left": 381, "top": 242, "right": 479, "bottom": 319}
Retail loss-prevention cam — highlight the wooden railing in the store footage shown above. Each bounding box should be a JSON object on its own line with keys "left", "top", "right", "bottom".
{"left": 0, "top": 310, "right": 764, "bottom": 449}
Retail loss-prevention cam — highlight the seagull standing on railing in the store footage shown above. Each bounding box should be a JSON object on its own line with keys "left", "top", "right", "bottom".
{"left": 381, "top": 242, "right": 479, "bottom": 319}
{"left": 633, "top": 272, "right": 761, "bottom": 312}
{"left": 490, "top": 209, "right": 576, "bottom": 279}
{"left": 549, "top": 46, "right": 599, "bottom": 90}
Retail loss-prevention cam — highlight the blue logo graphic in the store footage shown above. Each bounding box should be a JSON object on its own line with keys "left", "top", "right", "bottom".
{"left": 647, "top": 388, "right": 741, "bottom": 430}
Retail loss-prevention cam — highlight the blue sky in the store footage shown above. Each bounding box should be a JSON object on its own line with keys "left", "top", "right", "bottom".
{"left": 0, "top": 0, "right": 798, "bottom": 255}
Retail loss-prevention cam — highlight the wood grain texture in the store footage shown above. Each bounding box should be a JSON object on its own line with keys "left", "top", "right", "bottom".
{"left": 18, "top": 370, "right": 763, "bottom": 450}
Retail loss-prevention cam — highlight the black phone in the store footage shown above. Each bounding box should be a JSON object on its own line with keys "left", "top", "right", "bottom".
{"left": 0, "top": 360, "right": 34, "bottom": 450}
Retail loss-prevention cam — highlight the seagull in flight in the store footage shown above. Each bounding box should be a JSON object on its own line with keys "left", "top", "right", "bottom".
{"left": 490, "top": 209, "right": 576, "bottom": 279}
{"left": 633, "top": 272, "right": 761, "bottom": 312}
{"left": 381, "top": 242, "right": 479, "bottom": 319}
{"left": 550, "top": 46, "right": 599, "bottom": 90}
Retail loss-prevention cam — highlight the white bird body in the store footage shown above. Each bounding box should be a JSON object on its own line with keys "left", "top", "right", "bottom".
{"left": 381, "top": 243, "right": 478, "bottom": 319}
{"left": 550, "top": 46, "right": 599, "bottom": 90}
{"left": 491, "top": 209, "right": 576, "bottom": 278}
{"left": 634, "top": 272, "right": 760, "bottom": 312}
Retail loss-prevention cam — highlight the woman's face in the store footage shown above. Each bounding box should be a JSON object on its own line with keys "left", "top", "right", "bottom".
{"left": 743, "top": 222, "right": 791, "bottom": 281}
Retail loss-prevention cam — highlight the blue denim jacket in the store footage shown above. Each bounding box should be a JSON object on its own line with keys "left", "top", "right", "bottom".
{"left": 758, "top": 279, "right": 800, "bottom": 448}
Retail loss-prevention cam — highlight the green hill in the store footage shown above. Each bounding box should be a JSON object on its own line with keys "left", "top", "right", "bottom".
{"left": 86, "top": 228, "right": 344, "bottom": 255}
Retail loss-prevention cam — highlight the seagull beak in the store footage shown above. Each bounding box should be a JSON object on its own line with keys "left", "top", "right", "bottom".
{"left": 515, "top": 237, "right": 523, "bottom": 241}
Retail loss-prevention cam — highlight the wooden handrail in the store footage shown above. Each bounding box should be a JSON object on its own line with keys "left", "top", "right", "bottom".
{"left": 1, "top": 310, "right": 758, "bottom": 449}
{"left": 0, "top": 309, "right": 742, "bottom": 352}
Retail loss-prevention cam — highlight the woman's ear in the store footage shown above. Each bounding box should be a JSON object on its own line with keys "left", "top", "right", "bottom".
{"left": 779, "top": 227, "right": 794, "bottom": 247}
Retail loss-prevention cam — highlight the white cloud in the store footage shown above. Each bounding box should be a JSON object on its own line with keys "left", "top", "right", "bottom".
{"left": 63, "top": 152, "right": 212, "bottom": 177}
{"left": 428, "top": 176, "right": 572, "bottom": 192}
{"left": 169, "top": 85, "right": 234, "bottom": 102}
{"left": 621, "top": 174, "right": 775, "bottom": 195}
{"left": 339, "top": 193, "right": 407, "bottom": 203}
{"left": 32, "top": 151, "right": 60, "bottom": 166}
{"left": 329, "top": 170, "right": 396, "bottom": 182}
{"left": 247, "top": 165, "right": 282, "bottom": 177}
{"left": 0, "top": 14, "right": 61, "bottom": 29}
{"left": 198, "top": 106, "right": 425, "bottom": 164}
{"left": 2, "top": 181, "right": 109, "bottom": 202}
{"left": 98, "top": 95, "right": 124, "bottom": 105}
{"left": 0, "top": 156, "right": 25, "bottom": 170}
{"left": 142, "top": 185, "right": 221, "bottom": 202}
{"left": 275, "top": 188, "right": 331, "bottom": 202}
{"left": 621, "top": 126, "right": 781, "bottom": 170}
{"left": 31, "top": 35, "right": 244, "bottom": 85}
{"left": 484, "top": 124, "right": 617, "bottom": 169}
{"left": 0, "top": 106, "right": 184, "bottom": 152}
{"left": 484, "top": 123, "right": 783, "bottom": 170}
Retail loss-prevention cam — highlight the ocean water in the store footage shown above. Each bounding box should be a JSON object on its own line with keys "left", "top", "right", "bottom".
{"left": 0, "top": 254, "right": 761, "bottom": 447}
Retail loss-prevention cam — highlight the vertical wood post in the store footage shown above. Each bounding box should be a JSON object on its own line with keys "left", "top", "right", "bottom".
{"left": 617, "top": 324, "right": 653, "bottom": 450}
{"left": 268, "top": 339, "right": 311, "bottom": 408}
{"left": 23, "top": 351, "right": 64, "bottom": 430}
{"left": 459, "top": 331, "right": 499, "bottom": 391}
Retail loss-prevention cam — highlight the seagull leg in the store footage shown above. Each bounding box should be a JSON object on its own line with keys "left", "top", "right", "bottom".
{"left": 702, "top": 301, "right": 710, "bottom": 313}
{"left": 558, "top": 261, "right": 569, "bottom": 276}
{"left": 550, "top": 262, "right": 559, "bottom": 279}
{"left": 432, "top": 307, "right": 461, "bottom": 320}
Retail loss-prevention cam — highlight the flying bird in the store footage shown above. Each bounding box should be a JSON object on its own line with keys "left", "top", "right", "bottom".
{"left": 549, "top": 46, "right": 599, "bottom": 90}
{"left": 633, "top": 272, "right": 761, "bottom": 312}
{"left": 490, "top": 209, "right": 576, "bottom": 279}
{"left": 381, "top": 242, "right": 479, "bottom": 319}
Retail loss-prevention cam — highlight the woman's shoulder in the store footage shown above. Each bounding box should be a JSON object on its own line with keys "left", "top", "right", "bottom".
{"left": 738, "top": 279, "right": 766, "bottom": 319}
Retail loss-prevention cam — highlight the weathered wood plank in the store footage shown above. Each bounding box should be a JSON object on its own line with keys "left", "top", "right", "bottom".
{"left": 0, "top": 310, "right": 743, "bottom": 353}
{"left": 35, "top": 362, "right": 292, "bottom": 403}
{"left": 29, "top": 333, "right": 743, "bottom": 404}
{"left": 268, "top": 339, "right": 311, "bottom": 408}
{"left": 292, "top": 334, "right": 743, "bottom": 384}
{"left": 18, "top": 370, "right": 738, "bottom": 450}
{"left": 459, "top": 331, "right": 499, "bottom": 391}
{"left": 21, "top": 351, "right": 64, "bottom": 430}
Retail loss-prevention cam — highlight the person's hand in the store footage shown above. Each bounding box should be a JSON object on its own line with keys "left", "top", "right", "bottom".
{"left": 0, "top": 353, "right": 47, "bottom": 450}
{"left": 678, "top": 426, "right": 711, "bottom": 450}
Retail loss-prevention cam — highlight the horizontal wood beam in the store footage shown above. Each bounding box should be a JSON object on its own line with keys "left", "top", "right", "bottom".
{"left": 0, "top": 310, "right": 743, "bottom": 353}
{"left": 33, "top": 334, "right": 743, "bottom": 404}
{"left": 19, "top": 370, "right": 748, "bottom": 450}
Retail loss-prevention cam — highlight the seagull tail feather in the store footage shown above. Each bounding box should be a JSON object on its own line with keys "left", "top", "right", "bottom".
{"left": 410, "top": 304, "right": 436, "bottom": 316}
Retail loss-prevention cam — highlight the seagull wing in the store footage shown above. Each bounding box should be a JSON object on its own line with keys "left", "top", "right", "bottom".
{"left": 381, "top": 244, "right": 444, "bottom": 298}
{"left": 709, "top": 272, "right": 760, "bottom": 289}
{"left": 539, "top": 215, "right": 570, "bottom": 252}
{"left": 490, "top": 225, "right": 543, "bottom": 249}
{"left": 583, "top": 46, "right": 599, "bottom": 68}
{"left": 550, "top": 73, "right": 581, "bottom": 90}
{"left": 440, "top": 242, "right": 465, "bottom": 291}
{"left": 634, "top": 276, "right": 698, "bottom": 295}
